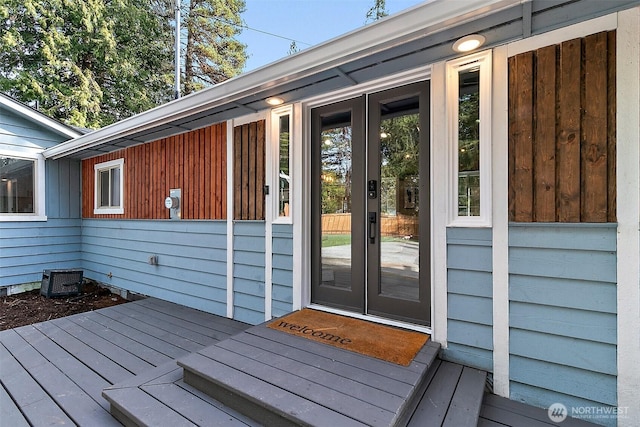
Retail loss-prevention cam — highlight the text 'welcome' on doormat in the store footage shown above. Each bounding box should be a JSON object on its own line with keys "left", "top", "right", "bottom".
{"left": 267, "top": 309, "right": 429, "bottom": 366}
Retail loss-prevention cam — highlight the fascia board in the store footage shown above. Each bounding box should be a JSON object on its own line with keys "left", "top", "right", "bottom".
{"left": 43, "top": 0, "right": 517, "bottom": 160}
{"left": 0, "top": 94, "right": 82, "bottom": 140}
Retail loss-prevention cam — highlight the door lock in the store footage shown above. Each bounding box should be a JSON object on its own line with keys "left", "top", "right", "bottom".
{"left": 368, "top": 180, "right": 377, "bottom": 199}
{"left": 368, "top": 212, "right": 377, "bottom": 244}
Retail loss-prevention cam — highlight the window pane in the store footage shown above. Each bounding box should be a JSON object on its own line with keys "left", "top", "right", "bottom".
{"left": 0, "top": 157, "right": 35, "bottom": 213}
{"left": 100, "top": 170, "right": 110, "bottom": 207}
{"left": 278, "top": 114, "right": 290, "bottom": 217}
{"left": 321, "top": 112, "right": 352, "bottom": 291}
{"left": 110, "top": 167, "right": 120, "bottom": 207}
{"left": 458, "top": 68, "right": 480, "bottom": 216}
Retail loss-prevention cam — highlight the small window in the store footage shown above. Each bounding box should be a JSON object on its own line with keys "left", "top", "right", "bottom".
{"left": 447, "top": 50, "right": 492, "bottom": 226}
{"left": 278, "top": 114, "right": 291, "bottom": 217}
{"left": 94, "top": 158, "right": 124, "bottom": 214}
{"left": 271, "top": 106, "right": 293, "bottom": 222}
{"left": 1, "top": 156, "right": 36, "bottom": 214}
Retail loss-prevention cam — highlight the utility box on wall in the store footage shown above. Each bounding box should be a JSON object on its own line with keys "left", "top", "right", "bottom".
{"left": 40, "top": 269, "right": 83, "bottom": 298}
{"left": 165, "top": 188, "right": 181, "bottom": 220}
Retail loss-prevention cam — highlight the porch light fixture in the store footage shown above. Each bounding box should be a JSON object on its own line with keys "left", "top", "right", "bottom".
{"left": 452, "top": 34, "right": 486, "bottom": 53}
{"left": 266, "top": 97, "right": 284, "bottom": 106}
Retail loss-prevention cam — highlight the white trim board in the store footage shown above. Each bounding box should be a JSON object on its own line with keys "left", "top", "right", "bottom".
{"left": 491, "top": 44, "right": 510, "bottom": 398}
{"left": 616, "top": 6, "right": 640, "bottom": 426}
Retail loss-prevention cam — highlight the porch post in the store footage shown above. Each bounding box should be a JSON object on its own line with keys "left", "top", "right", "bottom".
{"left": 492, "top": 44, "right": 510, "bottom": 398}
{"left": 616, "top": 7, "right": 640, "bottom": 425}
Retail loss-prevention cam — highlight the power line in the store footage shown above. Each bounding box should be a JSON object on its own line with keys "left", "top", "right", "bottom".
{"left": 210, "top": 15, "right": 312, "bottom": 47}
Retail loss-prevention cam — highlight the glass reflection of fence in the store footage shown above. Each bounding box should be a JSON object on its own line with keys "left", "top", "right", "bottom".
{"left": 321, "top": 213, "right": 418, "bottom": 238}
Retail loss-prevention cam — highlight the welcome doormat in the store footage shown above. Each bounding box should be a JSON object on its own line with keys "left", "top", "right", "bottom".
{"left": 267, "top": 309, "right": 429, "bottom": 366}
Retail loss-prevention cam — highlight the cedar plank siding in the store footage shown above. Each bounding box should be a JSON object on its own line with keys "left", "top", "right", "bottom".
{"left": 508, "top": 31, "right": 616, "bottom": 222}
{"left": 233, "top": 120, "right": 266, "bottom": 220}
{"left": 82, "top": 123, "right": 227, "bottom": 219}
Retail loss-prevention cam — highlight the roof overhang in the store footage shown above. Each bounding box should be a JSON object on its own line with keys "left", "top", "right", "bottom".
{"left": 42, "top": 0, "right": 640, "bottom": 160}
{"left": 0, "top": 93, "right": 82, "bottom": 140}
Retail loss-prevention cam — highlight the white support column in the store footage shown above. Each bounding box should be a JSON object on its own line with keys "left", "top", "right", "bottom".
{"left": 226, "top": 120, "right": 234, "bottom": 319}
{"left": 616, "top": 7, "right": 640, "bottom": 426}
{"left": 292, "top": 102, "right": 304, "bottom": 310}
{"left": 264, "top": 110, "right": 273, "bottom": 321}
{"left": 492, "top": 44, "right": 510, "bottom": 398}
{"left": 431, "top": 61, "right": 448, "bottom": 345}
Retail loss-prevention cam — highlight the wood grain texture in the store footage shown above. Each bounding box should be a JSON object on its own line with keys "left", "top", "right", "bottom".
{"left": 508, "top": 31, "right": 616, "bottom": 223}
{"left": 233, "top": 120, "right": 266, "bottom": 220}
{"left": 82, "top": 123, "right": 226, "bottom": 219}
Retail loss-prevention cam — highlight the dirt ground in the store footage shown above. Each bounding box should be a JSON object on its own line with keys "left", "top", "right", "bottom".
{"left": 0, "top": 281, "right": 128, "bottom": 331}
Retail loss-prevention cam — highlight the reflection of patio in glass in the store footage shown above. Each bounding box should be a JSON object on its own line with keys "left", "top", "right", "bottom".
{"left": 322, "top": 240, "right": 419, "bottom": 300}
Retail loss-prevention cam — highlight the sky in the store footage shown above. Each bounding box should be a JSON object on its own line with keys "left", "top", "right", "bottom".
{"left": 237, "top": 0, "right": 426, "bottom": 72}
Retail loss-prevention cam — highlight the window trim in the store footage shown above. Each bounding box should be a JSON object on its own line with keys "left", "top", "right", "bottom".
{"left": 270, "top": 105, "right": 293, "bottom": 224}
{"left": 0, "top": 150, "right": 46, "bottom": 221}
{"left": 446, "top": 50, "right": 492, "bottom": 227}
{"left": 93, "top": 158, "right": 124, "bottom": 214}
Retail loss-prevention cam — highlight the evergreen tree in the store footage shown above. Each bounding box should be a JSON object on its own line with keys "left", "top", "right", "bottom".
{"left": 183, "top": 0, "right": 247, "bottom": 95}
{"left": 365, "top": 0, "right": 388, "bottom": 23}
{"left": 0, "top": 0, "right": 174, "bottom": 128}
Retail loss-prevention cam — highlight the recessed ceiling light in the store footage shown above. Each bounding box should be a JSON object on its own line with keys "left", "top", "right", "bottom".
{"left": 452, "top": 34, "right": 486, "bottom": 53}
{"left": 266, "top": 97, "right": 284, "bottom": 106}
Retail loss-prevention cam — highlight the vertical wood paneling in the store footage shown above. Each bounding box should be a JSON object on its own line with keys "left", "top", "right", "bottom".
{"left": 533, "top": 45, "right": 557, "bottom": 222}
{"left": 241, "top": 124, "right": 250, "bottom": 220}
{"left": 234, "top": 125, "right": 242, "bottom": 219}
{"left": 248, "top": 122, "right": 256, "bottom": 219}
{"left": 233, "top": 120, "right": 266, "bottom": 220}
{"left": 510, "top": 52, "right": 534, "bottom": 222}
{"left": 557, "top": 38, "right": 582, "bottom": 222}
{"left": 582, "top": 32, "right": 608, "bottom": 222}
{"left": 81, "top": 123, "right": 226, "bottom": 220}
{"left": 256, "top": 120, "right": 266, "bottom": 221}
{"left": 508, "top": 31, "right": 616, "bottom": 223}
{"left": 606, "top": 31, "right": 617, "bottom": 223}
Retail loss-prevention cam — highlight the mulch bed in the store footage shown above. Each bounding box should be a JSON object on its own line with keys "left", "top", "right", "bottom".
{"left": 0, "top": 281, "right": 128, "bottom": 331}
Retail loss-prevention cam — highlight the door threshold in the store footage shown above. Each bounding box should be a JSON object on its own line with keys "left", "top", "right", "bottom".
{"left": 307, "top": 304, "right": 432, "bottom": 334}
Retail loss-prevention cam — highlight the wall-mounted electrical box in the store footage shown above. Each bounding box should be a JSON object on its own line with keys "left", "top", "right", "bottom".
{"left": 165, "top": 188, "right": 181, "bottom": 220}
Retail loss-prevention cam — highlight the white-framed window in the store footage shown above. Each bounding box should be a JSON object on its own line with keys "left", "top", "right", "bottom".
{"left": 270, "top": 105, "right": 293, "bottom": 223}
{"left": 446, "top": 50, "right": 492, "bottom": 226}
{"left": 94, "top": 158, "right": 124, "bottom": 214}
{"left": 0, "top": 151, "right": 46, "bottom": 221}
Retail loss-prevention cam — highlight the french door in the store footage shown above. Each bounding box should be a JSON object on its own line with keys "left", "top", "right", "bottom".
{"left": 311, "top": 82, "right": 431, "bottom": 325}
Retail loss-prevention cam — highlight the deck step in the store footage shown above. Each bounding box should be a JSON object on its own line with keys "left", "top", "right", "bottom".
{"left": 102, "top": 362, "right": 260, "bottom": 427}
{"left": 178, "top": 323, "right": 440, "bottom": 427}
{"left": 407, "top": 362, "right": 487, "bottom": 426}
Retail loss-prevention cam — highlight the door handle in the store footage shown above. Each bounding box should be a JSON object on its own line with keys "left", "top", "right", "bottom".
{"left": 368, "top": 212, "right": 377, "bottom": 244}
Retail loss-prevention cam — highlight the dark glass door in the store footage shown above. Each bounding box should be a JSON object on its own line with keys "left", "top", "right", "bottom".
{"left": 311, "top": 97, "right": 365, "bottom": 312}
{"left": 311, "top": 83, "right": 430, "bottom": 326}
{"left": 367, "top": 82, "right": 431, "bottom": 325}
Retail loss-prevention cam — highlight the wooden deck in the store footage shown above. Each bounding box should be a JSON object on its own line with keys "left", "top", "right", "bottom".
{"left": 0, "top": 298, "right": 249, "bottom": 426}
{"left": 1, "top": 297, "right": 596, "bottom": 426}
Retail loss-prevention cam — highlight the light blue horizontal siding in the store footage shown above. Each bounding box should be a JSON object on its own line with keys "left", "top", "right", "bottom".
{"left": 509, "top": 223, "right": 617, "bottom": 423}
{"left": 81, "top": 219, "right": 228, "bottom": 317}
{"left": 46, "top": 159, "right": 81, "bottom": 219}
{"left": 0, "top": 219, "right": 82, "bottom": 287}
{"left": 233, "top": 222, "right": 265, "bottom": 324}
{"left": 272, "top": 224, "right": 293, "bottom": 318}
{"left": 0, "top": 107, "right": 71, "bottom": 149}
{"left": 443, "top": 227, "right": 493, "bottom": 372}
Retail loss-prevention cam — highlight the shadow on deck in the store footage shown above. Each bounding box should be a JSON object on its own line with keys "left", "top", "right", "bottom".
{"left": 0, "top": 298, "right": 596, "bottom": 426}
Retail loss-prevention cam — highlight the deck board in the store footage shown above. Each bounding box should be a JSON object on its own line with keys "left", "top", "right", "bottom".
{"left": 0, "top": 383, "right": 30, "bottom": 427}
{"left": 479, "top": 393, "right": 598, "bottom": 426}
{"left": 0, "top": 341, "right": 76, "bottom": 426}
{"left": 231, "top": 327, "right": 414, "bottom": 397}
{"left": 0, "top": 297, "right": 586, "bottom": 426}
{"left": 0, "top": 297, "right": 250, "bottom": 427}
